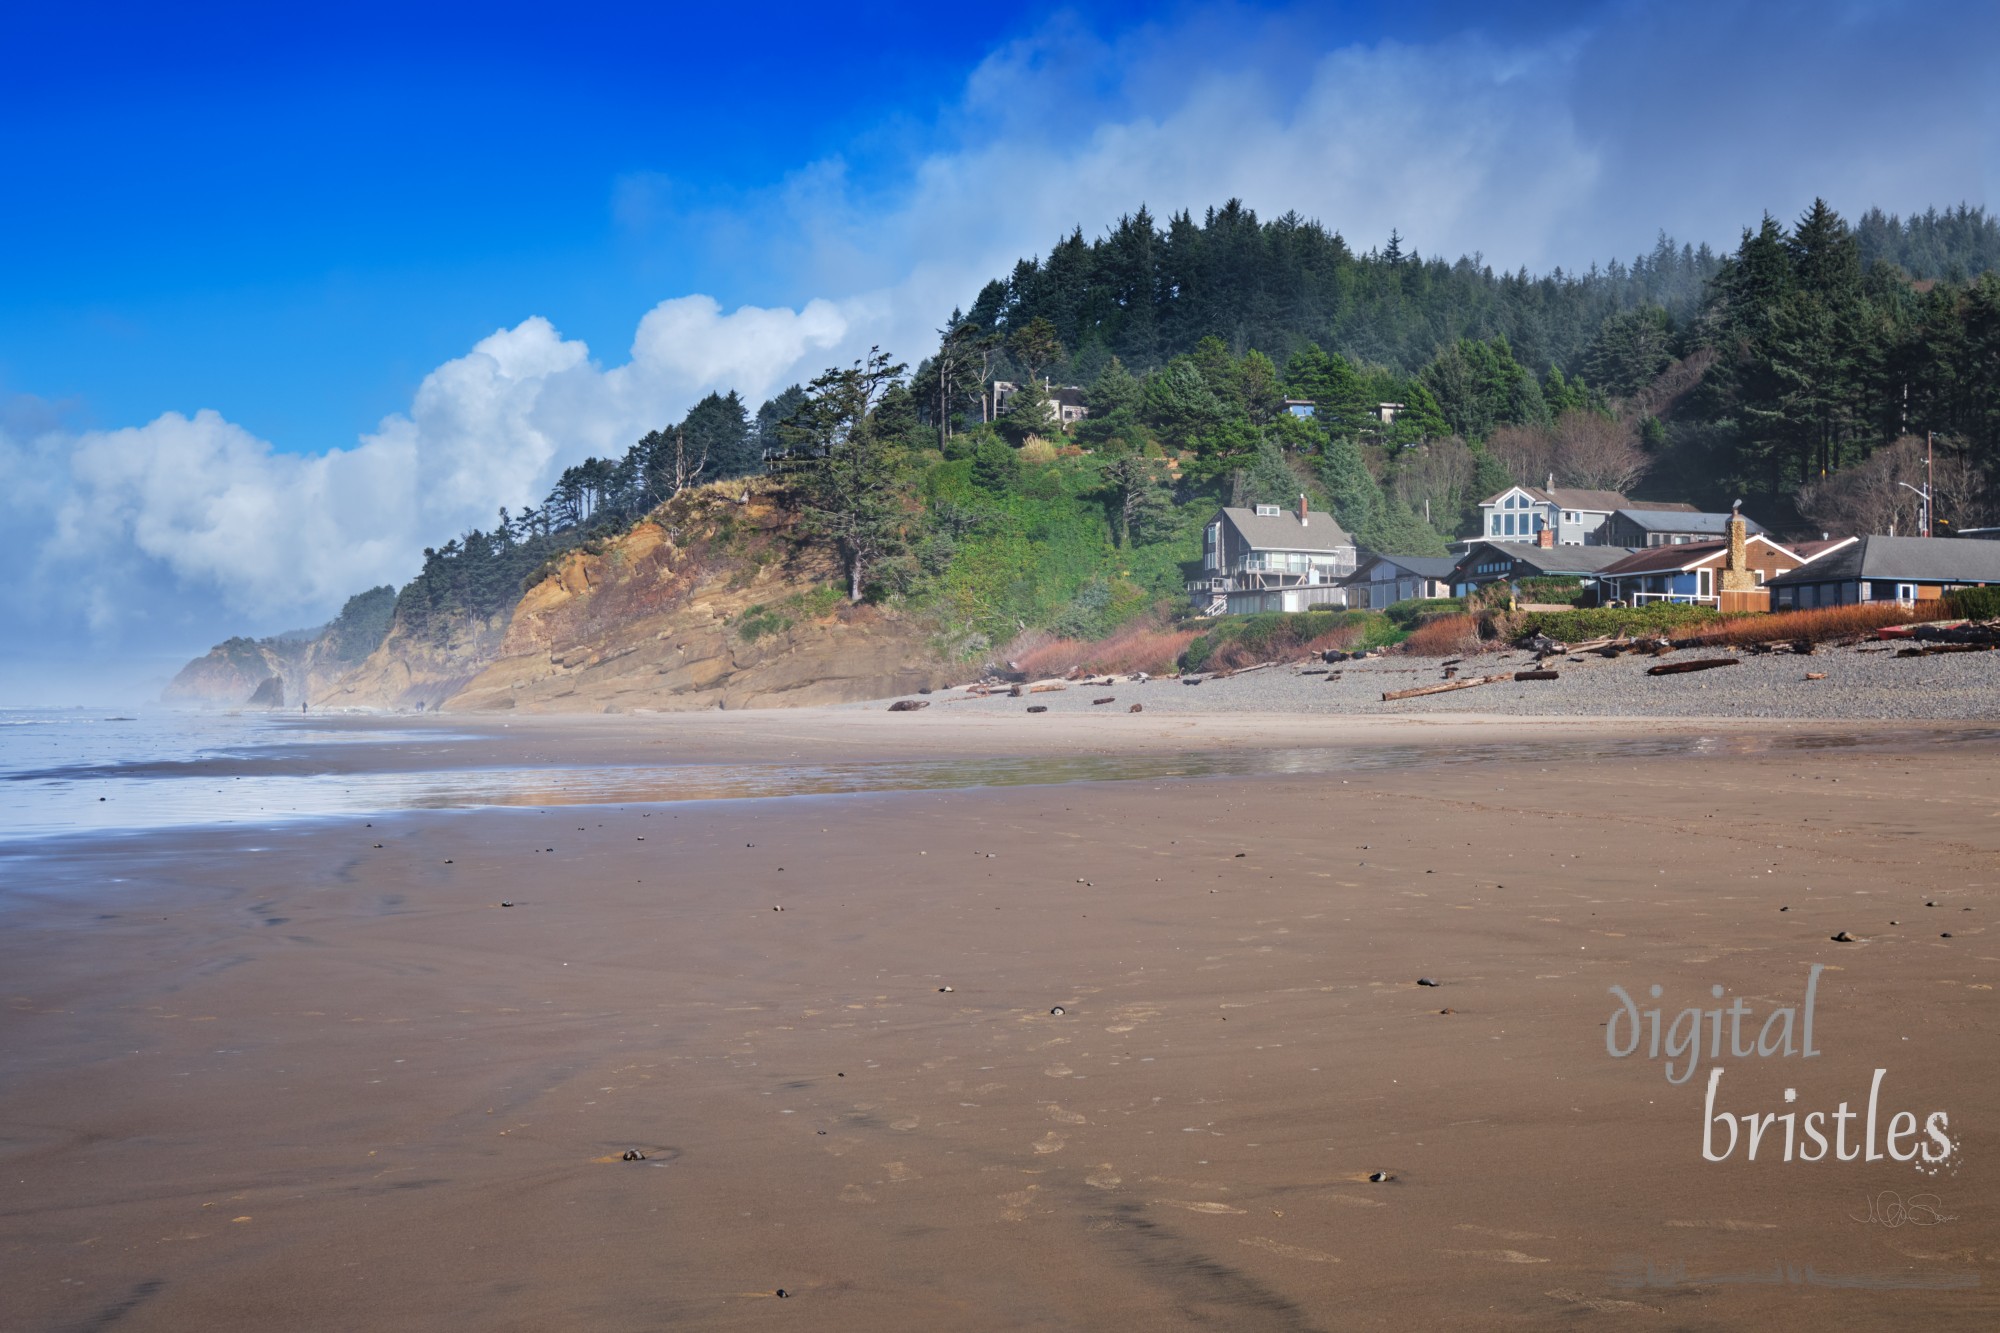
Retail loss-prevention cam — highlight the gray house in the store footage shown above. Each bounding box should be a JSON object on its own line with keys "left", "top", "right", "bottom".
{"left": 1604, "top": 508, "right": 1770, "bottom": 547}
{"left": 1449, "top": 539, "right": 1637, "bottom": 596}
{"left": 1475, "top": 484, "right": 1674, "bottom": 545}
{"left": 1343, "top": 554, "right": 1460, "bottom": 609}
{"left": 1766, "top": 536, "right": 2000, "bottom": 610}
{"left": 1191, "top": 496, "right": 1357, "bottom": 614}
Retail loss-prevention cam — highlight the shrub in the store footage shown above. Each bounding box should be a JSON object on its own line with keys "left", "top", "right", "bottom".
{"left": 1945, "top": 586, "right": 2000, "bottom": 620}
{"left": 1181, "top": 609, "right": 1394, "bottom": 671}
{"left": 1400, "top": 613, "right": 1489, "bottom": 657}
{"left": 1018, "top": 437, "right": 1059, "bottom": 465}
{"left": 1009, "top": 620, "right": 1200, "bottom": 677}
{"left": 1513, "top": 576, "right": 1586, "bottom": 605}
{"left": 1672, "top": 602, "right": 1935, "bottom": 647}
{"left": 1383, "top": 596, "right": 1466, "bottom": 628}
{"left": 1513, "top": 604, "right": 1723, "bottom": 642}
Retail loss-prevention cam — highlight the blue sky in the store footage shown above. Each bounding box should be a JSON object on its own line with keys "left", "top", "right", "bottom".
{"left": 0, "top": 0, "right": 1993, "bottom": 700}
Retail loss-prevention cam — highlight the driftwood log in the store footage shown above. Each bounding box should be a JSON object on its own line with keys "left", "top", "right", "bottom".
{"left": 1382, "top": 673, "right": 1513, "bottom": 701}
{"left": 1646, "top": 657, "right": 1740, "bottom": 676}
{"left": 887, "top": 699, "right": 929, "bottom": 711}
{"left": 1513, "top": 669, "right": 1561, "bottom": 682}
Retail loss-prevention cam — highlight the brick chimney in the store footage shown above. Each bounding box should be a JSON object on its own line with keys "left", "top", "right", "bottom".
{"left": 1297, "top": 492, "right": 1309, "bottom": 526}
{"left": 1719, "top": 502, "right": 1757, "bottom": 592}
{"left": 1537, "top": 526, "right": 1555, "bottom": 549}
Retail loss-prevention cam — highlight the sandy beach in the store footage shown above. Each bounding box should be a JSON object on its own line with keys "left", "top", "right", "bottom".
{"left": 2, "top": 709, "right": 1995, "bottom": 1330}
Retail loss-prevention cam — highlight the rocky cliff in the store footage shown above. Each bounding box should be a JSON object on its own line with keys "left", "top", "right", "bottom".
{"left": 164, "top": 586, "right": 398, "bottom": 708}
{"left": 299, "top": 481, "right": 947, "bottom": 714}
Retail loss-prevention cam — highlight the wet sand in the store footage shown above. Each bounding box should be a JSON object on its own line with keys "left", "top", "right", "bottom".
{"left": 2, "top": 714, "right": 1996, "bottom": 1330}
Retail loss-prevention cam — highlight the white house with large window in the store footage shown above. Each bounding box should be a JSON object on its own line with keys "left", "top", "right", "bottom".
{"left": 1190, "top": 496, "right": 1357, "bottom": 614}
{"left": 1475, "top": 484, "right": 1680, "bottom": 546}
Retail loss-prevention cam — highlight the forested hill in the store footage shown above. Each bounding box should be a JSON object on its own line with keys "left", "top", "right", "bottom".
{"left": 958, "top": 201, "right": 2000, "bottom": 381}
{"left": 174, "top": 196, "right": 2000, "bottom": 701}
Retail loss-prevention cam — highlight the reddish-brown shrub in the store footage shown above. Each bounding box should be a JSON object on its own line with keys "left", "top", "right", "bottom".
{"left": 1400, "top": 613, "right": 1489, "bottom": 657}
{"left": 1673, "top": 602, "right": 1936, "bottom": 647}
{"left": 1008, "top": 622, "right": 1199, "bottom": 677}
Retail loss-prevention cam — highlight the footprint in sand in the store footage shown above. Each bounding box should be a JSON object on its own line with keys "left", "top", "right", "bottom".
{"left": 1240, "top": 1237, "right": 1339, "bottom": 1264}
{"left": 1043, "top": 1064, "right": 1074, "bottom": 1077}
{"left": 839, "top": 1184, "right": 875, "bottom": 1204}
{"left": 997, "top": 1186, "right": 1040, "bottom": 1221}
{"left": 1442, "top": 1248, "right": 1549, "bottom": 1264}
{"left": 1045, "top": 1104, "right": 1088, "bottom": 1125}
{"left": 1153, "top": 1199, "right": 1247, "bottom": 1215}
{"left": 1085, "top": 1166, "right": 1121, "bottom": 1189}
{"left": 890, "top": 1116, "right": 920, "bottom": 1132}
{"left": 1033, "top": 1132, "right": 1066, "bottom": 1154}
{"left": 1456, "top": 1224, "right": 1552, "bottom": 1241}
{"left": 882, "top": 1161, "right": 919, "bottom": 1182}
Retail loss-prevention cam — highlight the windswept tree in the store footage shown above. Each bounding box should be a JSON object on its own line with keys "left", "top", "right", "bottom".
{"left": 933, "top": 317, "right": 990, "bottom": 445}
{"left": 1007, "top": 316, "right": 1064, "bottom": 385}
{"left": 787, "top": 349, "right": 912, "bottom": 601}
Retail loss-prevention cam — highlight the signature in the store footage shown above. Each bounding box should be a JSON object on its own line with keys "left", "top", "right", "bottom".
{"left": 1852, "top": 1191, "right": 1954, "bottom": 1227}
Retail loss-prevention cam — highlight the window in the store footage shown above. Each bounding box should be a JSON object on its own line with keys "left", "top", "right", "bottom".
{"left": 1255, "top": 504, "right": 1281, "bottom": 517}
{"left": 1897, "top": 583, "right": 1916, "bottom": 604}
{"left": 1698, "top": 569, "right": 1712, "bottom": 598}
{"left": 1490, "top": 515, "right": 1501, "bottom": 535}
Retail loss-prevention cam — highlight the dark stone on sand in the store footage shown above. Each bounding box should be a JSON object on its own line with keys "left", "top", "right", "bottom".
{"left": 1942, "top": 932, "right": 1954, "bottom": 938}
{"left": 1027, "top": 705, "right": 1048, "bottom": 713}
{"left": 888, "top": 699, "right": 929, "bottom": 711}
{"left": 1129, "top": 703, "right": 1143, "bottom": 712}
{"left": 1832, "top": 931, "right": 1854, "bottom": 942}
{"left": 1092, "top": 697, "right": 1116, "bottom": 705}
{"left": 622, "top": 1149, "right": 645, "bottom": 1161}
{"left": 1050, "top": 1006, "right": 1066, "bottom": 1016}
{"left": 1417, "top": 977, "right": 1440, "bottom": 987}
{"left": 500, "top": 901, "right": 513, "bottom": 907}
{"left": 776, "top": 1289, "right": 789, "bottom": 1298}
{"left": 1368, "top": 1171, "right": 1392, "bottom": 1183}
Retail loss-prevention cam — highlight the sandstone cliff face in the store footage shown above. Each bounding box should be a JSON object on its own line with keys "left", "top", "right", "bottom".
{"left": 446, "top": 491, "right": 946, "bottom": 712}
{"left": 311, "top": 482, "right": 948, "bottom": 714}
{"left": 164, "top": 634, "right": 352, "bottom": 708}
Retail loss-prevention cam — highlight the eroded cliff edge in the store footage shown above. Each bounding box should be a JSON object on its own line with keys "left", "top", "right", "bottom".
{"left": 296, "top": 482, "right": 947, "bottom": 713}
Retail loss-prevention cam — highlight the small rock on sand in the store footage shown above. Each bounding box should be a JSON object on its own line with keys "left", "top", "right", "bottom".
{"left": 1831, "top": 931, "right": 1854, "bottom": 942}
{"left": 1417, "top": 977, "right": 1441, "bottom": 987}
{"left": 1027, "top": 705, "right": 1048, "bottom": 713}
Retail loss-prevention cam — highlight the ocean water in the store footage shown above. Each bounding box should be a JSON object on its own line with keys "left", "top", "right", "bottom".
{"left": 1, "top": 703, "right": 1956, "bottom": 848}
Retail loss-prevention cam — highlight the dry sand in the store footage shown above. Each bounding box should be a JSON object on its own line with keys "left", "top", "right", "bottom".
{"left": 2, "top": 710, "right": 1995, "bottom": 1330}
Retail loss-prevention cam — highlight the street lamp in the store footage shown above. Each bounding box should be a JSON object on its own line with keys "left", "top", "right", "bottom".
{"left": 1896, "top": 481, "right": 1931, "bottom": 537}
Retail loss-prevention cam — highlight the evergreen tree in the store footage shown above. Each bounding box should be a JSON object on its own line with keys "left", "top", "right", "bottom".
{"left": 787, "top": 350, "right": 913, "bottom": 602}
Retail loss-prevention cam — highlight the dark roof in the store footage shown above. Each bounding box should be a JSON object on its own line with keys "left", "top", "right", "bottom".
{"left": 1789, "top": 537, "right": 1858, "bottom": 562}
{"left": 1359, "top": 554, "right": 1461, "bottom": 579}
{"left": 1215, "top": 505, "right": 1353, "bottom": 554}
{"left": 1598, "top": 540, "right": 1730, "bottom": 576}
{"left": 1767, "top": 535, "right": 2000, "bottom": 586}
{"left": 1455, "top": 542, "right": 1638, "bottom": 577}
{"left": 1614, "top": 508, "right": 1769, "bottom": 536}
{"left": 1596, "top": 535, "right": 1798, "bottom": 576}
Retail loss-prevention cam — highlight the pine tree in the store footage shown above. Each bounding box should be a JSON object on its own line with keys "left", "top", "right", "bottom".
{"left": 787, "top": 350, "right": 912, "bottom": 602}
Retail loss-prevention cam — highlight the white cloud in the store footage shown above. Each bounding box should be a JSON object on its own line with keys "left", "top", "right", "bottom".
{"left": 1, "top": 296, "right": 848, "bottom": 663}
